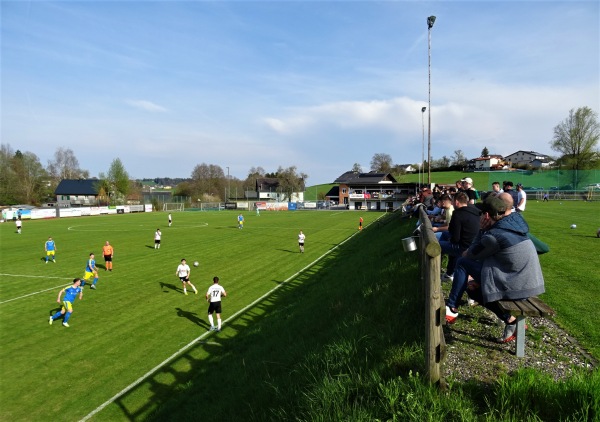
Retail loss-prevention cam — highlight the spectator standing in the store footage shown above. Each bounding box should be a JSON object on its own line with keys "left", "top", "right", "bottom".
{"left": 503, "top": 181, "right": 519, "bottom": 210}
{"left": 461, "top": 178, "right": 479, "bottom": 204}
{"left": 516, "top": 183, "right": 527, "bottom": 212}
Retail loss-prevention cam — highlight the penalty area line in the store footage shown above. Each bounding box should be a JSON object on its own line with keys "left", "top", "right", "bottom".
{"left": 79, "top": 219, "right": 378, "bottom": 422}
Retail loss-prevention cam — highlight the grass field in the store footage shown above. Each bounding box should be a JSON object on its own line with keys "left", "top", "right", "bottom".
{"left": 0, "top": 210, "right": 377, "bottom": 421}
{"left": 1, "top": 201, "right": 598, "bottom": 421}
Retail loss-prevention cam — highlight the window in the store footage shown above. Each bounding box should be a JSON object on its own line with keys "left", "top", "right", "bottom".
{"left": 342, "top": 188, "right": 347, "bottom": 194}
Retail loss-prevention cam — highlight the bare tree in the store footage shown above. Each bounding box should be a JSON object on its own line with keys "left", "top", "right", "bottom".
{"left": 451, "top": 150, "right": 467, "bottom": 167}
{"left": 370, "top": 153, "right": 393, "bottom": 173}
{"left": 551, "top": 106, "right": 600, "bottom": 171}
{"left": 191, "top": 163, "right": 225, "bottom": 199}
{"left": 351, "top": 162, "right": 362, "bottom": 173}
{"left": 47, "top": 147, "right": 89, "bottom": 182}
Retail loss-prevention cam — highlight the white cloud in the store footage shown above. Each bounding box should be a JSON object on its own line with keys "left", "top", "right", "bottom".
{"left": 125, "top": 100, "right": 168, "bottom": 113}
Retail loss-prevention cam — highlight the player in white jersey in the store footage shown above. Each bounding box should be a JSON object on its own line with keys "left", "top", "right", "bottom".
{"left": 175, "top": 259, "right": 198, "bottom": 295}
{"left": 154, "top": 229, "right": 162, "bottom": 249}
{"left": 298, "top": 230, "right": 306, "bottom": 253}
{"left": 206, "top": 276, "right": 227, "bottom": 332}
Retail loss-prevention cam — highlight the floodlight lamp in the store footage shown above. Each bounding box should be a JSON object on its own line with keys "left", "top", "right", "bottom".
{"left": 421, "top": 107, "right": 427, "bottom": 112}
{"left": 427, "top": 16, "right": 436, "bottom": 29}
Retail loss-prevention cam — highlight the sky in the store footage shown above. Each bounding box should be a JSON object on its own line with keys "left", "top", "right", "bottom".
{"left": 1, "top": 0, "right": 599, "bottom": 184}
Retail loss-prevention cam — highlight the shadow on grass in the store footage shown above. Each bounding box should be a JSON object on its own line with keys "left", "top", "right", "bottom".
{"left": 159, "top": 282, "right": 180, "bottom": 293}
{"left": 94, "top": 212, "right": 427, "bottom": 421}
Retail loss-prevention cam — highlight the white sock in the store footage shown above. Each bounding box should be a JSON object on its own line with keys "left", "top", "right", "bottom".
{"left": 183, "top": 288, "right": 187, "bottom": 294}
{"left": 217, "top": 318, "right": 221, "bottom": 330}
{"left": 208, "top": 314, "right": 214, "bottom": 328}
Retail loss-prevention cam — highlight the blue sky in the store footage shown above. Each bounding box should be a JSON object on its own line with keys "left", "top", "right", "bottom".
{"left": 2, "top": 1, "right": 598, "bottom": 184}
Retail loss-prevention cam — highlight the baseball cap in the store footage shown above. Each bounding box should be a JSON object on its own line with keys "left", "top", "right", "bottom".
{"left": 516, "top": 183, "right": 523, "bottom": 187}
{"left": 475, "top": 195, "right": 507, "bottom": 217}
{"left": 462, "top": 177, "right": 473, "bottom": 184}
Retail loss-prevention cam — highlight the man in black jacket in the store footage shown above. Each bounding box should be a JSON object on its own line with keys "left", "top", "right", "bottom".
{"left": 439, "top": 192, "right": 480, "bottom": 280}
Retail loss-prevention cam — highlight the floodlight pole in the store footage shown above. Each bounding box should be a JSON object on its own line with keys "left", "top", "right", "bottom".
{"left": 427, "top": 15, "right": 436, "bottom": 186}
{"left": 226, "top": 166, "right": 230, "bottom": 201}
{"left": 421, "top": 106, "right": 426, "bottom": 188}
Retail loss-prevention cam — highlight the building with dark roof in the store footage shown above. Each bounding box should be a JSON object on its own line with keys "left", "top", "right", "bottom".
{"left": 333, "top": 171, "right": 416, "bottom": 210}
{"left": 54, "top": 179, "right": 101, "bottom": 207}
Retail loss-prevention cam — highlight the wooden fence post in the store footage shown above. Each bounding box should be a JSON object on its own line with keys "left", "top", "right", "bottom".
{"left": 418, "top": 207, "right": 444, "bottom": 385}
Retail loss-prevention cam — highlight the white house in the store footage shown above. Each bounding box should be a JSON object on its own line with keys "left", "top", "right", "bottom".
{"left": 505, "top": 150, "right": 551, "bottom": 167}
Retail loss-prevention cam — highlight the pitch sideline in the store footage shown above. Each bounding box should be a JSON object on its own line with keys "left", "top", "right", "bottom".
{"left": 79, "top": 215, "right": 385, "bottom": 421}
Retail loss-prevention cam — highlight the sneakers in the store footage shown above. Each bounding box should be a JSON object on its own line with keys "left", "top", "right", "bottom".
{"left": 499, "top": 322, "right": 529, "bottom": 343}
{"left": 441, "top": 273, "right": 453, "bottom": 282}
{"left": 184, "top": 291, "right": 188, "bottom": 296}
{"left": 62, "top": 322, "right": 70, "bottom": 328}
{"left": 90, "top": 285, "right": 96, "bottom": 290}
{"left": 45, "top": 261, "right": 48, "bottom": 264}
{"left": 194, "top": 290, "right": 198, "bottom": 295}
{"left": 500, "top": 323, "right": 517, "bottom": 343}
{"left": 216, "top": 328, "right": 221, "bottom": 332}
{"left": 209, "top": 326, "right": 216, "bottom": 331}
{"left": 49, "top": 316, "right": 53, "bottom": 325}
{"left": 445, "top": 306, "right": 459, "bottom": 324}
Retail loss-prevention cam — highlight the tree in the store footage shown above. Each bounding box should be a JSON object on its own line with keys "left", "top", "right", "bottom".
{"left": 107, "top": 158, "right": 130, "bottom": 199}
{"left": 451, "top": 150, "right": 467, "bottom": 167}
{"left": 274, "top": 165, "right": 307, "bottom": 201}
{"left": 191, "top": 163, "right": 225, "bottom": 200}
{"left": 550, "top": 107, "right": 600, "bottom": 172}
{"left": 351, "top": 162, "right": 362, "bottom": 173}
{"left": 481, "top": 147, "right": 489, "bottom": 157}
{"left": 370, "top": 153, "right": 393, "bottom": 173}
{"left": 0, "top": 144, "right": 47, "bottom": 205}
{"left": 47, "top": 147, "right": 89, "bottom": 182}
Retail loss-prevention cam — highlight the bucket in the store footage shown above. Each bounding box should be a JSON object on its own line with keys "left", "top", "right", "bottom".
{"left": 401, "top": 236, "right": 417, "bottom": 252}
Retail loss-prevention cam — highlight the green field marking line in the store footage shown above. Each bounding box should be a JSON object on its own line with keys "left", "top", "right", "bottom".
{"left": 79, "top": 212, "right": 386, "bottom": 422}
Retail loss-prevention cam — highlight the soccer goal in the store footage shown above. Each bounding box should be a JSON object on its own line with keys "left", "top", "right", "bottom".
{"left": 163, "top": 203, "right": 185, "bottom": 212}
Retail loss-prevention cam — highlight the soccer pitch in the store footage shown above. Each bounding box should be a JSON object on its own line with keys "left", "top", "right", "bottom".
{"left": 0, "top": 210, "right": 378, "bottom": 421}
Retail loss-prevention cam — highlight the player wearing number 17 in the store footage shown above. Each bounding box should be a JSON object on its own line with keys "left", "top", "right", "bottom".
{"left": 206, "top": 276, "right": 227, "bottom": 332}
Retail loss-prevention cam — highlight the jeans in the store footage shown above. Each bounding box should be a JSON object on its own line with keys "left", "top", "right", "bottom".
{"left": 439, "top": 236, "right": 462, "bottom": 275}
{"left": 447, "top": 257, "right": 482, "bottom": 309}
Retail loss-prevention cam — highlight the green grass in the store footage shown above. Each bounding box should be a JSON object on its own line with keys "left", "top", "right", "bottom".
{"left": 0, "top": 210, "right": 377, "bottom": 421}
{"left": 0, "top": 201, "right": 598, "bottom": 421}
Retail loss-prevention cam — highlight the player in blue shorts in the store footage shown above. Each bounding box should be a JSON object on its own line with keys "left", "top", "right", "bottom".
{"left": 82, "top": 253, "right": 99, "bottom": 290}
{"left": 49, "top": 278, "right": 83, "bottom": 327}
{"left": 45, "top": 236, "right": 57, "bottom": 263}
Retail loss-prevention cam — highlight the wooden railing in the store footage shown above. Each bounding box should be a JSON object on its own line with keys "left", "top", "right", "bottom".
{"left": 417, "top": 206, "right": 446, "bottom": 385}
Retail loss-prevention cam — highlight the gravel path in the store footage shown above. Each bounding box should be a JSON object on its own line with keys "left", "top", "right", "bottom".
{"left": 441, "top": 302, "right": 596, "bottom": 383}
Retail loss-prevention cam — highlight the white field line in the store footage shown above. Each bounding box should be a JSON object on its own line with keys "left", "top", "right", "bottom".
{"left": 0, "top": 283, "right": 70, "bottom": 304}
{"left": 79, "top": 215, "right": 385, "bottom": 421}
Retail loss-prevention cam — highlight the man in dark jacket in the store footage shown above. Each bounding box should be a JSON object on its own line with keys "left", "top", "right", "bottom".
{"left": 439, "top": 192, "right": 480, "bottom": 279}
{"left": 445, "top": 195, "right": 545, "bottom": 342}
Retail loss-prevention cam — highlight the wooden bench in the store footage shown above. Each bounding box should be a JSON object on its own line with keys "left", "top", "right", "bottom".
{"left": 497, "top": 297, "right": 555, "bottom": 357}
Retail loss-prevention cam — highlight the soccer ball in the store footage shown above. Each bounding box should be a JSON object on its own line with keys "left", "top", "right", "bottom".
{"left": 193, "top": 261, "right": 199, "bottom": 267}
{"left": 570, "top": 224, "right": 577, "bottom": 229}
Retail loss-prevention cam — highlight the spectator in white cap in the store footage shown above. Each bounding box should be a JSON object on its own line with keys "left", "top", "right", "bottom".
{"left": 461, "top": 177, "right": 479, "bottom": 204}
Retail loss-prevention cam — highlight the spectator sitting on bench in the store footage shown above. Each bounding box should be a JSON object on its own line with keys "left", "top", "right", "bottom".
{"left": 439, "top": 192, "right": 480, "bottom": 280}
{"left": 431, "top": 194, "right": 454, "bottom": 236}
{"left": 445, "top": 195, "right": 545, "bottom": 343}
